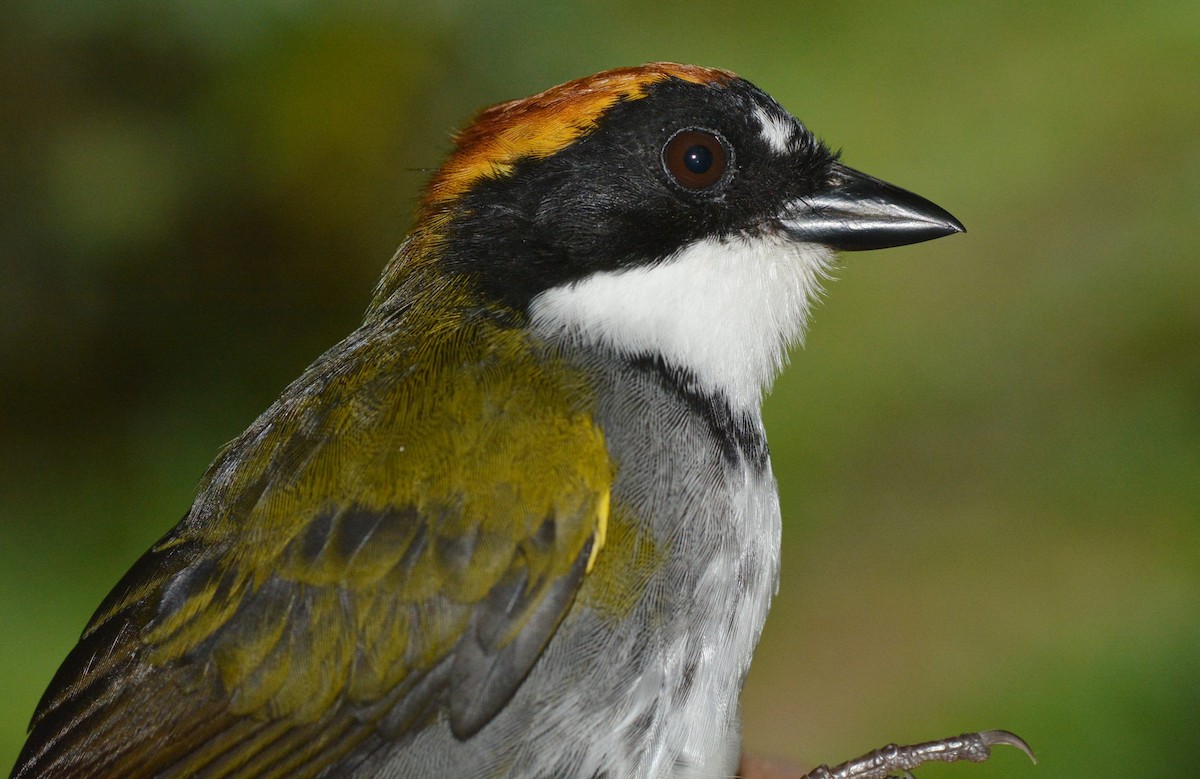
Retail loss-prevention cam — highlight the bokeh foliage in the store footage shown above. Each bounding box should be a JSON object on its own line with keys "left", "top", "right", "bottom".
{"left": 2, "top": 1, "right": 1197, "bottom": 776}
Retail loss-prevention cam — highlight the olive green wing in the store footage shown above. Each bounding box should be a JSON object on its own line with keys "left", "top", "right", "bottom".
{"left": 15, "top": 323, "right": 611, "bottom": 778}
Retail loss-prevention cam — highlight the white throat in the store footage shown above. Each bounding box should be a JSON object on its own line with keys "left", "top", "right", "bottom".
{"left": 528, "top": 233, "right": 833, "bottom": 410}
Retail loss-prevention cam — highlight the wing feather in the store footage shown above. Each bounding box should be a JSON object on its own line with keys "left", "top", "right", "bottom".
{"left": 14, "top": 314, "right": 611, "bottom": 778}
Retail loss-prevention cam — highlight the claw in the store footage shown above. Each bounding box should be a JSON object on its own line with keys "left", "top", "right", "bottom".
{"left": 978, "top": 729, "right": 1037, "bottom": 765}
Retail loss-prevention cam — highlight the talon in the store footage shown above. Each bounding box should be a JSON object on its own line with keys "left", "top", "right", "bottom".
{"left": 978, "top": 729, "right": 1037, "bottom": 765}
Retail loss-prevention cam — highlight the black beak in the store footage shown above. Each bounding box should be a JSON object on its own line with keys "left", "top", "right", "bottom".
{"left": 779, "top": 162, "right": 965, "bottom": 251}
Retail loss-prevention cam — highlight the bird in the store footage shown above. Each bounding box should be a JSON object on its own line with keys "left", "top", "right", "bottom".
{"left": 12, "top": 62, "right": 1025, "bottom": 779}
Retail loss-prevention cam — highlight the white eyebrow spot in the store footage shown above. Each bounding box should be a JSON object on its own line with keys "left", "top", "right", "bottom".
{"left": 753, "top": 105, "right": 795, "bottom": 155}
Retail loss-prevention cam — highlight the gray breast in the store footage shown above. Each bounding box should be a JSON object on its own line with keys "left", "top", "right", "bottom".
{"left": 570, "top": 349, "right": 782, "bottom": 777}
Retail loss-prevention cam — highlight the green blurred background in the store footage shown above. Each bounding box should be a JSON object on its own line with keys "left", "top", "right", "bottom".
{"left": 2, "top": 1, "right": 1197, "bottom": 776}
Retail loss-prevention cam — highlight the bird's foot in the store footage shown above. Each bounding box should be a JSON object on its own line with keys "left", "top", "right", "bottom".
{"left": 798, "top": 729, "right": 1035, "bottom": 779}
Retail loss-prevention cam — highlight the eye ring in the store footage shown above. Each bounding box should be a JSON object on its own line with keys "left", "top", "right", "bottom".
{"left": 662, "top": 128, "right": 730, "bottom": 191}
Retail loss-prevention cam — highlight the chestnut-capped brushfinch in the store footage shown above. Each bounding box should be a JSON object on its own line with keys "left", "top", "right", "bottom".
{"left": 14, "top": 63, "right": 1034, "bottom": 779}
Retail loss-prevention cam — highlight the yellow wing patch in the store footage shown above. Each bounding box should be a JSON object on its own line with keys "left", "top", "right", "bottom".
{"left": 423, "top": 62, "right": 733, "bottom": 207}
{"left": 586, "top": 488, "right": 609, "bottom": 572}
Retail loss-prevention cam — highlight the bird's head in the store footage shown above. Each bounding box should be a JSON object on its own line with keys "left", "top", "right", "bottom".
{"left": 371, "top": 63, "right": 963, "bottom": 408}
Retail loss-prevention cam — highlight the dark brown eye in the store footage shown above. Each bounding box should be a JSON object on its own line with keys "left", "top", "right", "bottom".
{"left": 663, "top": 129, "right": 729, "bottom": 190}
